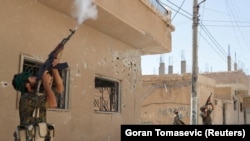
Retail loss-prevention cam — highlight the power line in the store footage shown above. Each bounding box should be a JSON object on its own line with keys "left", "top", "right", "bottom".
{"left": 158, "top": 0, "right": 192, "bottom": 20}
{"left": 198, "top": 29, "right": 227, "bottom": 63}
{"left": 200, "top": 23, "right": 227, "bottom": 58}
{"left": 166, "top": 0, "right": 192, "bottom": 16}
{"left": 156, "top": 0, "right": 250, "bottom": 74}
{"left": 226, "top": 0, "right": 250, "bottom": 73}
{"left": 201, "top": 19, "right": 250, "bottom": 27}
{"left": 171, "top": 0, "right": 186, "bottom": 21}
{"left": 201, "top": 20, "right": 250, "bottom": 23}
{"left": 201, "top": 24, "right": 250, "bottom": 27}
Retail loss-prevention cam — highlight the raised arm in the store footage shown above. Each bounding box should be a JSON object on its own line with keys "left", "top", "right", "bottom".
{"left": 42, "top": 70, "right": 57, "bottom": 108}
{"left": 51, "top": 69, "right": 64, "bottom": 94}
{"left": 51, "top": 58, "right": 64, "bottom": 94}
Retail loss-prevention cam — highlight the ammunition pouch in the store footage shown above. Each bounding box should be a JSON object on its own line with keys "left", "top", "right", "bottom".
{"left": 14, "top": 123, "right": 55, "bottom": 141}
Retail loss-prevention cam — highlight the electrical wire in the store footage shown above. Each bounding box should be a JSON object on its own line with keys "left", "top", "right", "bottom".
{"left": 171, "top": 0, "right": 186, "bottom": 21}
{"left": 158, "top": 0, "right": 192, "bottom": 20}
{"left": 226, "top": 0, "right": 250, "bottom": 72}
{"left": 155, "top": 0, "right": 250, "bottom": 74}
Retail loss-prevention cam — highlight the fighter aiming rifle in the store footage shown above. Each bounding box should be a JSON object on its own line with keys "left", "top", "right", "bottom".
{"left": 36, "top": 28, "right": 77, "bottom": 92}
{"left": 12, "top": 28, "right": 77, "bottom": 140}
{"left": 200, "top": 93, "right": 214, "bottom": 125}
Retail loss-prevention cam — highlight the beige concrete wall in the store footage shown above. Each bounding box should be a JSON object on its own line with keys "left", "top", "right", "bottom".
{"left": 94, "top": 0, "right": 173, "bottom": 52}
{"left": 214, "top": 87, "right": 232, "bottom": 100}
{"left": 214, "top": 86, "right": 247, "bottom": 124}
{"left": 245, "top": 108, "right": 250, "bottom": 124}
{"left": 203, "top": 70, "right": 249, "bottom": 85}
{"left": 37, "top": 0, "right": 174, "bottom": 55}
{"left": 203, "top": 71, "right": 250, "bottom": 124}
{"left": 243, "top": 97, "right": 250, "bottom": 108}
{"left": 141, "top": 73, "right": 216, "bottom": 125}
{"left": 141, "top": 71, "right": 250, "bottom": 125}
{"left": 217, "top": 84, "right": 248, "bottom": 124}
{"left": 141, "top": 84, "right": 190, "bottom": 124}
{"left": 0, "top": 0, "right": 159, "bottom": 140}
{"left": 236, "top": 93, "right": 246, "bottom": 124}
{"left": 226, "top": 104, "right": 236, "bottom": 124}
{"left": 244, "top": 75, "right": 250, "bottom": 124}
{"left": 213, "top": 100, "right": 223, "bottom": 124}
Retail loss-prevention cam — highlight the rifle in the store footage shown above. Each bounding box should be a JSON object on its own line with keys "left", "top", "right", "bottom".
{"left": 36, "top": 29, "right": 76, "bottom": 90}
{"left": 205, "top": 93, "right": 213, "bottom": 106}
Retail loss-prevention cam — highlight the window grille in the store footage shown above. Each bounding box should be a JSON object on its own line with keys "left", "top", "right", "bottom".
{"left": 94, "top": 76, "right": 120, "bottom": 112}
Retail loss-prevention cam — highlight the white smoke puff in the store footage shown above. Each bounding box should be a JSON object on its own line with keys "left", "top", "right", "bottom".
{"left": 72, "top": 0, "right": 98, "bottom": 26}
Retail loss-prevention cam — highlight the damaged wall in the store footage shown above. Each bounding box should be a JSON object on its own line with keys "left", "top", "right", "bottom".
{"left": 0, "top": 0, "right": 144, "bottom": 140}
{"left": 141, "top": 73, "right": 216, "bottom": 125}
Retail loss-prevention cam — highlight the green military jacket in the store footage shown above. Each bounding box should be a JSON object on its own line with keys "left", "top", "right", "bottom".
{"left": 19, "top": 92, "right": 48, "bottom": 126}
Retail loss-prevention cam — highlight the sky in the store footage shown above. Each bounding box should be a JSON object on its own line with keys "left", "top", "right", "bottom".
{"left": 141, "top": 0, "right": 250, "bottom": 75}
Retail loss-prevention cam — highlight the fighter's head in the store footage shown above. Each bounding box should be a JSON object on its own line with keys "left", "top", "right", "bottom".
{"left": 12, "top": 72, "right": 33, "bottom": 93}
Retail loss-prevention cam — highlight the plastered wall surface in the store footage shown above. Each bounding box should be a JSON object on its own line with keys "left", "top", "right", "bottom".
{"left": 0, "top": 0, "right": 150, "bottom": 140}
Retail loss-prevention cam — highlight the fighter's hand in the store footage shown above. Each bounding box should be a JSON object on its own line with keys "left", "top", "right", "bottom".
{"left": 42, "top": 70, "right": 53, "bottom": 87}
{"left": 52, "top": 57, "right": 60, "bottom": 67}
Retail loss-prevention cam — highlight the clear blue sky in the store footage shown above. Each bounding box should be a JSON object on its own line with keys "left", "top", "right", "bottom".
{"left": 141, "top": 0, "right": 250, "bottom": 75}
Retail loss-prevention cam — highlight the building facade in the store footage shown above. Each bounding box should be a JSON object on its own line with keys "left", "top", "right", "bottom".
{"left": 0, "top": 0, "right": 174, "bottom": 140}
{"left": 203, "top": 70, "right": 250, "bottom": 124}
{"left": 141, "top": 64, "right": 250, "bottom": 125}
{"left": 141, "top": 73, "right": 215, "bottom": 125}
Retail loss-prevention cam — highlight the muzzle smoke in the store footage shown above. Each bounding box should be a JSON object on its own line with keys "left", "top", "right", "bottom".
{"left": 71, "top": 0, "right": 98, "bottom": 29}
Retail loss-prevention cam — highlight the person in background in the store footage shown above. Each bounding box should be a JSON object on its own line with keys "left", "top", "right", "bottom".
{"left": 200, "top": 101, "right": 214, "bottom": 125}
{"left": 173, "top": 109, "right": 185, "bottom": 125}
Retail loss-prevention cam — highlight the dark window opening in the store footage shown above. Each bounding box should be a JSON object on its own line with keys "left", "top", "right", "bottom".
{"left": 94, "top": 77, "right": 120, "bottom": 112}
{"left": 240, "top": 102, "right": 243, "bottom": 112}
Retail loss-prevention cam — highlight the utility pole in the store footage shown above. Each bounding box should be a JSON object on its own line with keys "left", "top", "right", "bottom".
{"left": 191, "top": 0, "right": 205, "bottom": 125}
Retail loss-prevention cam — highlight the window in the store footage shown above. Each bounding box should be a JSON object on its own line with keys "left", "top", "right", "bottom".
{"left": 233, "top": 95, "right": 237, "bottom": 111}
{"left": 240, "top": 102, "right": 243, "bottom": 112}
{"left": 94, "top": 76, "right": 120, "bottom": 112}
{"left": 233, "top": 99, "right": 237, "bottom": 111}
{"left": 17, "top": 54, "right": 70, "bottom": 110}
